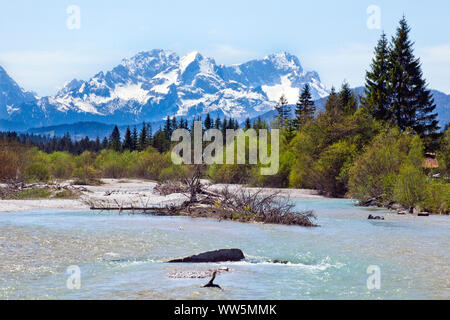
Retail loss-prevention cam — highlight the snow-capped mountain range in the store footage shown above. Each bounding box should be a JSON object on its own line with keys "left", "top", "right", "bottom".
{"left": 1, "top": 50, "right": 329, "bottom": 128}
{"left": 0, "top": 66, "right": 37, "bottom": 120}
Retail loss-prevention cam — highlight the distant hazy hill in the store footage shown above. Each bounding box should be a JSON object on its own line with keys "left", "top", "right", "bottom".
{"left": 26, "top": 122, "right": 118, "bottom": 140}
{"left": 0, "top": 119, "right": 30, "bottom": 132}
{"left": 431, "top": 90, "right": 450, "bottom": 128}
{"left": 26, "top": 120, "right": 166, "bottom": 140}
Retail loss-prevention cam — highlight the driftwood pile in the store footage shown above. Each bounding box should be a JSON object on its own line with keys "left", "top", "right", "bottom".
{"left": 153, "top": 181, "right": 189, "bottom": 196}
{"left": 0, "top": 181, "right": 24, "bottom": 198}
{"left": 88, "top": 168, "right": 316, "bottom": 227}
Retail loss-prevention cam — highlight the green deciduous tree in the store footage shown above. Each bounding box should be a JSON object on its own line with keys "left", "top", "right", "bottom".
{"left": 394, "top": 163, "right": 426, "bottom": 208}
{"left": 437, "top": 128, "right": 450, "bottom": 175}
{"left": 348, "top": 128, "right": 409, "bottom": 202}
{"left": 310, "top": 140, "right": 356, "bottom": 197}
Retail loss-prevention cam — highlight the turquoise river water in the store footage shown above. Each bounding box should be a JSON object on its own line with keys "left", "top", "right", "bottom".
{"left": 0, "top": 198, "right": 449, "bottom": 299}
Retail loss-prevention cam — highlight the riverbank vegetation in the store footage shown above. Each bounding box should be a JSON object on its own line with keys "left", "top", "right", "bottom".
{"left": 0, "top": 18, "right": 448, "bottom": 214}
{"left": 0, "top": 182, "right": 80, "bottom": 200}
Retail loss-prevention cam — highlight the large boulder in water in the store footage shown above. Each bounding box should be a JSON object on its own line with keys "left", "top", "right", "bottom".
{"left": 368, "top": 214, "right": 385, "bottom": 220}
{"left": 168, "top": 249, "right": 245, "bottom": 263}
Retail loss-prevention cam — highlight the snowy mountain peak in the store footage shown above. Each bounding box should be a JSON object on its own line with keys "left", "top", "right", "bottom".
{"left": 117, "top": 49, "right": 179, "bottom": 79}
{"left": 180, "top": 51, "right": 200, "bottom": 66}
{"left": 180, "top": 51, "right": 203, "bottom": 71}
{"left": 264, "top": 52, "right": 303, "bottom": 72}
{"left": 179, "top": 51, "right": 218, "bottom": 86}
{"left": 4, "top": 51, "right": 330, "bottom": 127}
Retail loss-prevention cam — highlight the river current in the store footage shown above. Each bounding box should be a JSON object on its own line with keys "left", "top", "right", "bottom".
{"left": 0, "top": 198, "right": 448, "bottom": 299}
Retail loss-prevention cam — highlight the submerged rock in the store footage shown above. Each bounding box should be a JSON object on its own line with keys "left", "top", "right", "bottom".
{"left": 362, "top": 197, "right": 380, "bottom": 207}
{"left": 387, "top": 202, "right": 403, "bottom": 211}
{"left": 417, "top": 212, "right": 430, "bottom": 217}
{"left": 168, "top": 249, "right": 245, "bottom": 263}
{"left": 368, "top": 214, "right": 385, "bottom": 220}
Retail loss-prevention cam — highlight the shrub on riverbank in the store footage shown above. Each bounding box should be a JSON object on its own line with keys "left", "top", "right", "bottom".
{"left": 0, "top": 149, "right": 20, "bottom": 181}
{"left": 422, "top": 180, "right": 450, "bottom": 214}
{"left": 437, "top": 128, "right": 450, "bottom": 176}
{"left": 347, "top": 130, "right": 449, "bottom": 214}
{"left": 0, "top": 145, "right": 188, "bottom": 184}
{"left": 0, "top": 185, "right": 81, "bottom": 200}
{"left": 347, "top": 128, "right": 412, "bottom": 204}
{"left": 394, "top": 163, "right": 427, "bottom": 208}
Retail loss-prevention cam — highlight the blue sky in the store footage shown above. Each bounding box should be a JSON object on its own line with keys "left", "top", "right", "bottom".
{"left": 1, "top": 0, "right": 449, "bottom": 96}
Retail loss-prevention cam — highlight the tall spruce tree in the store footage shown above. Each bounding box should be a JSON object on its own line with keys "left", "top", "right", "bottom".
{"left": 388, "top": 17, "right": 439, "bottom": 136}
{"left": 363, "top": 32, "right": 391, "bottom": 121}
{"left": 178, "top": 118, "right": 185, "bottom": 129}
{"left": 123, "top": 126, "right": 133, "bottom": 151}
{"left": 295, "top": 84, "right": 315, "bottom": 129}
{"left": 244, "top": 117, "right": 251, "bottom": 130}
{"left": 275, "top": 94, "right": 290, "bottom": 127}
{"left": 325, "top": 87, "right": 340, "bottom": 113}
{"left": 109, "top": 126, "right": 121, "bottom": 151}
{"left": 101, "top": 137, "right": 109, "bottom": 149}
{"left": 252, "top": 116, "right": 265, "bottom": 130}
{"left": 132, "top": 126, "right": 138, "bottom": 151}
{"left": 233, "top": 119, "right": 239, "bottom": 129}
{"left": 164, "top": 117, "right": 172, "bottom": 138}
{"left": 339, "top": 82, "right": 358, "bottom": 115}
{"left": 171, "top": 117, "right": 178, "bottom": 131}
{"left": 221, "top": 118, "right": 227, "bottom": 143}
{"left": 146, "top": 123, "right": 153, "bottom": 145}
{"left": 214, "top": 118, "right": 221, "bottom": 129}
{"left": 152, "top": 129, "right": 170, "bottom": 153}
{"left": 204, "top": 113, "right": 212, "bottom": 130}
{"left": 95, "top": 137, "right": 101, "bottom": 152}
{"left": 138, "top": 123, "right": 148, "bottom": 151}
